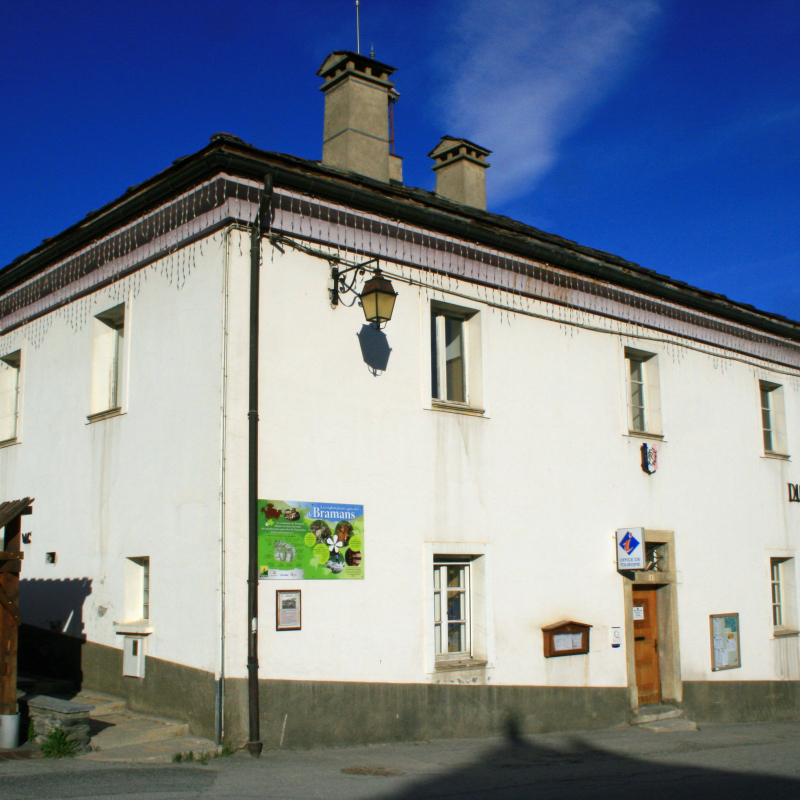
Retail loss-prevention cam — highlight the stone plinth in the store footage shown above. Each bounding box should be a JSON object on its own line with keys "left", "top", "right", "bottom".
{"left": 27, "top": 695, "right": 95, "bottom": 753}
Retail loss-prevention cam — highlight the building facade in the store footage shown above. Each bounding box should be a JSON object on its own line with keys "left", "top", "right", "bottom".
{"left": 2, "top": 51, "right": 799, "bottom": 747}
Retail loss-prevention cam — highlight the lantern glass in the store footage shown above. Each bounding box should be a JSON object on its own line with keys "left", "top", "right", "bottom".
{"left": 360, "top": 270, "right": 397, "bottom": 326}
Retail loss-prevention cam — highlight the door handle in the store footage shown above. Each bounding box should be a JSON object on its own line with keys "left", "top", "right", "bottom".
{"left": 634, "top": 636, "right": 645, "bottom": 641}
{"left": 654, "top": 639, "right": 658, "bottom": 650}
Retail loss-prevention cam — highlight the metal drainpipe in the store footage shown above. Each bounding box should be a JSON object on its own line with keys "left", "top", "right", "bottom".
{"left": 246, "top": 174, "right": 273, "bottom": 758}
{"left": 216, "top": 224, "right": 235, "bottom": 746}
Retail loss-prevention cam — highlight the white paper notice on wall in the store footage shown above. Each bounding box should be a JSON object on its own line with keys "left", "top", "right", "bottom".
{"left": 553, "top": 633, "right": 581, "bottom": 652}
{"left": 632, "top": 606, "right": 644, "bottom": 620}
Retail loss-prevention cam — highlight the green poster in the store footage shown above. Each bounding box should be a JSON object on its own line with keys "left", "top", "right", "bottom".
{"left": 257, "top": 500, "right": 364, "bottom": 580}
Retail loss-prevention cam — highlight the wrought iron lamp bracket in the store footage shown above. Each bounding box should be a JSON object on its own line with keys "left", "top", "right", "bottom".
{"left": 330, "top": 257, "right": 380, "bottom": 307}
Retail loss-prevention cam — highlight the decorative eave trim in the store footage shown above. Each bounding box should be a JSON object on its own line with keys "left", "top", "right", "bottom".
{"left": 2, "top": 140, "right": 799, "bottom": 343}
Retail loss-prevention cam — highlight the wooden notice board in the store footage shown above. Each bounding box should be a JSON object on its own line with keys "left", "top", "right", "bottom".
{"left": 542, "top": 621, "right": 592, "bottom": 658}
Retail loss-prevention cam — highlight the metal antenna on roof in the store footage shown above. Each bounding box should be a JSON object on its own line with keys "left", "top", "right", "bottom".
{"left": 370, "top": 44, "right": 375, "bottom": 58}
{"left": 356, "top": 1, "right": 361, "bottom": 54}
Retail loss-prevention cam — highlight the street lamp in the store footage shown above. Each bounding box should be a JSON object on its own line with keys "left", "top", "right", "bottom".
{"left": 359, "top": 267, "right": 397, "bottom": 328}
{"left": 330, "top": 259, "right": 397, "bottom": 328}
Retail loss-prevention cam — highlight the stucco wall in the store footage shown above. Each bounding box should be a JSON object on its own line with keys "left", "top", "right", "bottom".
{"left": 5, "top": 220, "right": 799, "bottom": 736}
{"left": 1, "top": 234, "right": 239, "bottom": 679}
{"left": 219, "top": 238, "right": 800, "bottom": 697}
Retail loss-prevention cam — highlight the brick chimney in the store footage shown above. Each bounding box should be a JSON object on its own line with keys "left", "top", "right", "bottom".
{"left": 428, "top": 137, "right": 491, "bottom": 209}
{"left": 317, "top": 51, "right": 397, "bottom": 183}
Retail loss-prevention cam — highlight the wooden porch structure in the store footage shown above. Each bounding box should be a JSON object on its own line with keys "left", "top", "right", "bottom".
{"left": 0, "top": 498, "right": 33, "bottom": 717}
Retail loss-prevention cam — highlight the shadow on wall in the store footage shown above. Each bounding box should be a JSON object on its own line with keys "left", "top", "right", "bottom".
{"left": 381, "top": 718, "right": 800, "bottom": 800}
{"left": 20, "top": 577, "right": 93, "bottom": 638}
{"left": 357, "top": 324, "right": 392, "bottom": 376}
{"left": 18, "top": 578, "right": 93, "bottom": 681}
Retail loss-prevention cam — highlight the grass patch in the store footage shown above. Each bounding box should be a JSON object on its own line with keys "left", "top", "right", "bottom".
{"left": 172, "top": 744, "right": 237, "bottom": 763}
{"left": 41, "top": 729, "right": 79, "bottom": 759}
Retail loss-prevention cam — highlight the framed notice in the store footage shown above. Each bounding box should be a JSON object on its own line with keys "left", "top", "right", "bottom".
{"left": 276, "top": 590, "right": 301, "bottom": 631}
{"left": 709, "top": 613, "right": 740, "bottom": 671}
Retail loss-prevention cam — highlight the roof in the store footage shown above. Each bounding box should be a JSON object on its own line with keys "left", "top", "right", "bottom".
{"left": 0, "top": 497, "right": 33, "bottom": 530}
{"left": 1, "top": 134, "right": 799, "bottom": 342}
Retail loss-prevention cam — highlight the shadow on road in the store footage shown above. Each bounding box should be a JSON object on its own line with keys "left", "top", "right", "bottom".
{"left": 381, "top": 721, "right": 800, "bottom": 800}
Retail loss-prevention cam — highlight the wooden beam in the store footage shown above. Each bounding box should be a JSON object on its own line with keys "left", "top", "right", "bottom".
{"left": 0, "top": 514, "right": 21, "bottom": 715}
{"left": 0, "top": 583, "right": 20, "bottom": 625}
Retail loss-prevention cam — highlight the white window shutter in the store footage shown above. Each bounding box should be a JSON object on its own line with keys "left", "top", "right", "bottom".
{"left": 645, "top": 357, "right": 662, "bottom": 435}
{"left": 0, "top": 360, "right": 18, "bottom": 441}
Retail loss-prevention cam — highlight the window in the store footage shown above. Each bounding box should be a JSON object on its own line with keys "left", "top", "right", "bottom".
{"left": 141, "top": 557, "right": 150, "bottom": 620}
{"left": 760, "top": 381, "right": 788, "bottom": 456}
{"left": 625, "top": 348, "right": 662, "bottom": 436}
{"left": 433, "top": 558, "right": 471, "bottom": 660}
{"left": 125, "top": 556, "right": 150, "bottom": 621}
{"left": 0, "top": 351, "right": 21, "bottom": 442}
{"left": 431, "top": 312, "right": 466, "bottom": 403}
{"left": 90, "top": 304, "right": 125, "bottom": 417}
{"left": 770, "top": 557, "right": 797, "bottom": 635}
{"left": 430, "top": 304, "right": 483, "bottom": 411}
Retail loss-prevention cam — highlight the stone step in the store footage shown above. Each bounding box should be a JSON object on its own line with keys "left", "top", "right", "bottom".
{"left": 81, "top": 735, "right": 219, "bottom": 763}
{"left": 70, "top": 691, "right": 127, "bottom": 717}
{"left": 88, "top": 712, "right": 189, "bottom": 751}
{"left": 630, "top": 704, "right": 683, "bottom": 725}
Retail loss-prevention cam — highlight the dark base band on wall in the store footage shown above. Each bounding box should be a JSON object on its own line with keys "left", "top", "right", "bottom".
{"left": 222, "top": 679, "right": 631, "bottom": 750}
{"left": 21, "top": 627, "right": 800, "bottom": 748}
{"left": 683, "top": 680, "right": 800, "bottom": 723}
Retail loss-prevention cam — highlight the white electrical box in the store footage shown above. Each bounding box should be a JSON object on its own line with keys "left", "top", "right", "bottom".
{"left": 122, "top": 635, "right": 146, "bottom": 678}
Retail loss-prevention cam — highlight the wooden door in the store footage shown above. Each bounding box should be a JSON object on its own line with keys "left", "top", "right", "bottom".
{"left": 633, "top": 587, "right": 661, "bottom": 706}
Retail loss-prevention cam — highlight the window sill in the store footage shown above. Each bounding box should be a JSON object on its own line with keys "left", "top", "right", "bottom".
{"left": 625, "top": 430, "right": 664, "bottom": 441}
{"left": 763, "top": 452, "right": 791, "bottom": 461}
{"left": 0, "top": 437, "right": 19, "bottom": 450}
{"left": 114, "top": 620, "right": 153, "bottom": 635}
{"left": 773, "top": 628, "right": 799, "bottom": 638}
{"left": 87, "top": 407, "right": 124, "bottom": 424}
{"left": 434, "top": 658, "right": 488, "bottom": 672}
{"left": 431, "top": 400, "right": 486, "bottom": 418}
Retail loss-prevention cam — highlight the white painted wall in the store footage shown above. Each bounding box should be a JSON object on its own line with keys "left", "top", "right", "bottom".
{"left": 221, "top": 240, "right": 800, "bottom": 691}
{"left": 0, "top": 233, "right": 241, "bottom": 676}
{"left": 3, "top": 219, "right": 798, "bottom": 697}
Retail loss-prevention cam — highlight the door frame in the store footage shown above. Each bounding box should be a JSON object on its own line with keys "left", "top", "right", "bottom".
{"left": 622, "top": 529, "right": 682, "bottom": 708}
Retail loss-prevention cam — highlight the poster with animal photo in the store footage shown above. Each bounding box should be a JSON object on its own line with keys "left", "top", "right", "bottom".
{"left": 257, "top": 500, "right": 364, "bottom": 580}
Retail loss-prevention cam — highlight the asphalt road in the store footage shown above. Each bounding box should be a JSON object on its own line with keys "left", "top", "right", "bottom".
{"left": 2, "top": 721, "right": 800, "bottom": 799}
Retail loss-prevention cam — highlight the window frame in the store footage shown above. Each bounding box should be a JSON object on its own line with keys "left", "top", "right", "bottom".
{"left": 428, "top": 301, "right": 484, "bottom": 414}
{"left": 624, "top": 347, "right": 662, "bottom": 437}
{"left": 769, "top": 555, "right": 798, "bottom": 637}
{"left": 0, "top": 350, "right": 22, "bottom": 444}
{"left": 759, "top": 381, "right": 788, "bottom": 457}
{"left": 433, "top": 558, "right": 472, "bottom": 661}
{"left": 89, "top": 304, "right": 126, "bottom": 419}
{"left": 125, "top": 556, "right": 151, "bottom": 623}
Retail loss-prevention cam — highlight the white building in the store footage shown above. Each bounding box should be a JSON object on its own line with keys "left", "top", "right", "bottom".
{"left": 2, "top": 51, "right": 799, "bottom": 748}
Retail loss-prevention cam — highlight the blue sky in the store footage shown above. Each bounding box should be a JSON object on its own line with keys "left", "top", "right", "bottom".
{"left": 2, "top": 0, "right": 798, "bottom": 320}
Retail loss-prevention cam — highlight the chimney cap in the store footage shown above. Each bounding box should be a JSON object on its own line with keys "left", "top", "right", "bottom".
{"left": 428, "top": 136, "right": 492, "bottom": 166}
{"left": 317, "top": 50, "right": 396, "bottom": 92}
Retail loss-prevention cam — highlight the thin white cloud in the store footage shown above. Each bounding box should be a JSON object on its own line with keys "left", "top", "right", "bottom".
{"left": 434, "top": 0, "right": 660, "bottom": 202}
